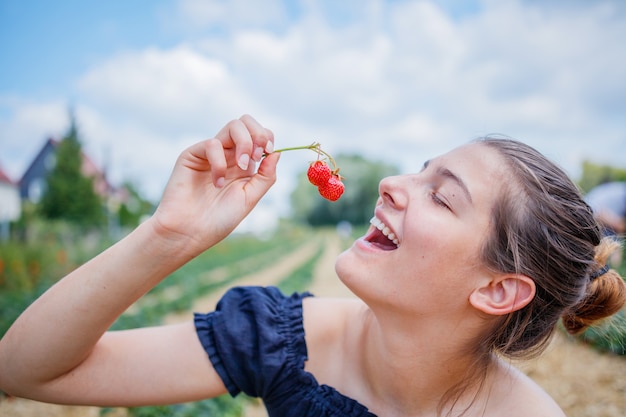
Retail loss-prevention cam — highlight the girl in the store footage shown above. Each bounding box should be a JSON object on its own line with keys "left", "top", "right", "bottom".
{"left": 1, "top": 115, "right": 624, "bottom": 416}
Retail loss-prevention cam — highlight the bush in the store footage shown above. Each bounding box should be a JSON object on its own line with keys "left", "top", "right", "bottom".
{"left": 0, "top": 220, "right": 110, "bottom": 338}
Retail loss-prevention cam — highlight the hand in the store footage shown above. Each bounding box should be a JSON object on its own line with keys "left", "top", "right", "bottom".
{"left": 151, "top": 114, "right": 280, "bottom": 255}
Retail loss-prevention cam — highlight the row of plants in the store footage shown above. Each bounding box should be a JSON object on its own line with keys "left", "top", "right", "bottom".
{"left": 111, "top": 233, "right": 315, "bottom": 330}
{"left": 135, "top": 231, "right": 302, "bottom": 300}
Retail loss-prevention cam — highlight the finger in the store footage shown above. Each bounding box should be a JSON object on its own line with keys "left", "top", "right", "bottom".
{"left": 239, "top": 114, "right": 275, "bottom": 161}
{"left": 243, "top": 152, "right": 280, "bottom": 204}
{"left": 204, "top": 139, "right": 227, "bottom": 187}
{"left": 215, "top": 118, "right": 254, "bottom": 171}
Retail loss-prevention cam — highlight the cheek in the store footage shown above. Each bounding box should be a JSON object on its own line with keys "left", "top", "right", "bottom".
{"left": 404, "top": 221, "right": 449, "bottom": 258}
{"left": 404, "top": 221, "right": 485, "bottom": 279}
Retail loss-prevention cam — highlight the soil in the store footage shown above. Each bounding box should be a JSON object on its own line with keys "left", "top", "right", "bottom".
{"left": 1, "top": 231, "right": 624, "bottom": 416}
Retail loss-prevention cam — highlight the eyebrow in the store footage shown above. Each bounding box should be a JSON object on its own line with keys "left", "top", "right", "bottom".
{"left": 423, "top": 160, "right": 473, "bottom": 204}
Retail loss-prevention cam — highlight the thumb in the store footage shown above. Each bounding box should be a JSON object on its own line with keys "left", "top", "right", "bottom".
{"left": 244, "top": 152, "right": 281, "bottom": 202}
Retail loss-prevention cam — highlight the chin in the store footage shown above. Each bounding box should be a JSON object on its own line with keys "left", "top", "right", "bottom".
{"left": 334, "top": 247, "right": 350, "bottom": 278}
{"left": 334, "top": 246, "right": 365, "bottom": 291}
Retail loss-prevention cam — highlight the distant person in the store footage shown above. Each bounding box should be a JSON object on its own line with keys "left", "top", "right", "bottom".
{"left": 586, "top": 181, "right": 626, "bottom": 265}
{"left": 1, "top": 115, "right": 625, "bottom": 417}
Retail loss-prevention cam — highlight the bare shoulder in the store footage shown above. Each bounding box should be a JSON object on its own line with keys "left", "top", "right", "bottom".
{"left": 487, "top": 359, "right": 566, "bottom": 417}
{"left": 302, "top": 297, "right": 366, "bottom": 379}
{"left": 302, "top": 297, "right": 365, "bottom": 342}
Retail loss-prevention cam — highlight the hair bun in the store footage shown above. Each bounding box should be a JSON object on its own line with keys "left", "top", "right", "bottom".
{"left": 562, "top": 267, "right": 626, "bottom": 334}
{"left": 589, "top": 264, "right": 610, "bottom": 281}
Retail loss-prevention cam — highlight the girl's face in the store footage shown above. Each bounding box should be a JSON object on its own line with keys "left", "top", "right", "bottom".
{"left": 336, "top": 143, "right": 506, "bottom": 317}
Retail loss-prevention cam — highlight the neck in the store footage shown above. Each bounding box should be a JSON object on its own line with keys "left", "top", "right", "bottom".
{"left": 355, "top": 308, "right": 493, "bottom": 416}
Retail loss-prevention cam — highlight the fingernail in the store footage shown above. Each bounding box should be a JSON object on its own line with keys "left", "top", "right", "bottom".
{"left": 216, "top": 177, "right": 225, "bottom": 188}
{"left": 265, "top": 141, "right": 274, "bottom": 154}
{"left": 252, "top": 146, "right": 264, "bottom": 161}
{"left": 238, "top": 154, "right": 250, "bottom": 170}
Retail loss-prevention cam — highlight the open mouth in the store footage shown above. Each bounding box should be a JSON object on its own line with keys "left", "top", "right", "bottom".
{"left": 364, "top": 216, "right": 399, "bottom": 250}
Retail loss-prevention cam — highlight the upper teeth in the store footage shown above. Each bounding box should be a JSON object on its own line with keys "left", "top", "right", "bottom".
{"left": 370, "top": 216, "right": 399, "bottom": 246}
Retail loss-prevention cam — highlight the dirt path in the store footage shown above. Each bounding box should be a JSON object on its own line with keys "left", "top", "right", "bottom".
{"left": 306, "top": 230, "right": 355, "bottom": 299}
{"left": 519, "top": 333, "right": 626, "bottom": 416}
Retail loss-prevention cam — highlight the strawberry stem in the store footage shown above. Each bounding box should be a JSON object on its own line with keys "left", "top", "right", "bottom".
{"left": 268, "top": 142, "right": 338, "bottom": 172}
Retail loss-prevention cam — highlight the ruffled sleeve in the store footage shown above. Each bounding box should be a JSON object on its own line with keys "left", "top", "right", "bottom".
{"left": 194, "top": 286, "right": 312, "bottom": 398}
{"left": 194, "top": 286, "right": 377, "bottom": 417}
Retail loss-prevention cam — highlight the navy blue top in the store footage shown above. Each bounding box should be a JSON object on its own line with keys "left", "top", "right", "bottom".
{"left": 194, "top": 286, "right": 377, "bottom": 417}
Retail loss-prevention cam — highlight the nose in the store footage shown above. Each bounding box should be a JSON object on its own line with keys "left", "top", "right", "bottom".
{"left": 378, "top": 175, "right": 409, "bottom": 210}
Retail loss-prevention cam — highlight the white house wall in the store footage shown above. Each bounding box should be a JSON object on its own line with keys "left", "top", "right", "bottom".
{"left": 0, "top": 182, "right": 21, "bottom": 222}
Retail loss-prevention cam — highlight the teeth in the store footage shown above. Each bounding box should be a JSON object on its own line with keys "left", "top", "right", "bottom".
{"left": 369, "top": 216, "right": 400, "bottom": 246}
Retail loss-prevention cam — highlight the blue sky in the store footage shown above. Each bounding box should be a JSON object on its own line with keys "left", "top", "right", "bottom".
{"left": 1, "top": 1, "right": 180, "bottom": 96}
{"left": 1, "top": 0, "right": 625, "bottom": 232}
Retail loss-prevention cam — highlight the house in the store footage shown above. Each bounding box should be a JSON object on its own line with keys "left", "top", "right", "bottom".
{"left": 19, "top": 137, "right": 115, "bottom": 203}
{"left": 0, "top": 166, "right": 21, "bottom": 240}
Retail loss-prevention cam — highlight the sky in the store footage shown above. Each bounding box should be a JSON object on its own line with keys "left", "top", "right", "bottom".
{"left": 1, "top": 0, "right": 625, "bottom": 232}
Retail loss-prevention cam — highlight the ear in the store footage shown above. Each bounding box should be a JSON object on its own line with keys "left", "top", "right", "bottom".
{"left": 469, "top": 274, "right": 536, "bottom": 316}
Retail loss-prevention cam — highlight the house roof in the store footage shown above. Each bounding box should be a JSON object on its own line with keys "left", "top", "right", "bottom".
{"left": 0, "top": 166, "right": 14, "bottom": 185}
{"left": 19, "top": 136, "right": 116, "bottom": 198}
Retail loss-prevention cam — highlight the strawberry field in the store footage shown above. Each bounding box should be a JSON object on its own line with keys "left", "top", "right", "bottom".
{"left": 1, "top": 226, "right": 625, "bottom": 417}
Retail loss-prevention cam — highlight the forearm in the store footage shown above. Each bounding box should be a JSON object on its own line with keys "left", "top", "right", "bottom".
{"left": 0, "top": 116, "right": 278, "bottom": 398}
{"left": 0, "top": 217, "right": 199, "bottom": 389}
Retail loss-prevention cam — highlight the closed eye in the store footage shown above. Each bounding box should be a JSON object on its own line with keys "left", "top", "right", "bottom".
{"left": 431, "top": 191, "right": 451, "bottom": 210}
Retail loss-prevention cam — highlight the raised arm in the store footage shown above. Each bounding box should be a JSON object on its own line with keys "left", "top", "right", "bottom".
{"left": 0, "top": 115, "right": 279, "bottom": 406}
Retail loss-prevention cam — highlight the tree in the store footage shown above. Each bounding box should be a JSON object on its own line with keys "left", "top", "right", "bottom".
{"left": 39, "top": 114, "right": 105, "bottom": 227}
{"left": 290, "top": 154, "right": 400, "bottom": 226}
{"left": 116, "top": 181, "right": 155, "bottom": 228}
{"left": 578, "top": 160, "right": 626, "bottom": 193}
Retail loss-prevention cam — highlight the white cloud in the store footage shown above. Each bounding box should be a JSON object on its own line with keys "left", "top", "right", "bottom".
{"left": 76, "top": 46, "right": 255, "bottom": 134}
{"left": 0, "top": 98, "right": 68, "bottom": 181}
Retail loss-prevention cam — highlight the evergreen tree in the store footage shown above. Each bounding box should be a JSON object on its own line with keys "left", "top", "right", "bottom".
{"left": 39, "top": 114, "right": 105, "bottom": 227}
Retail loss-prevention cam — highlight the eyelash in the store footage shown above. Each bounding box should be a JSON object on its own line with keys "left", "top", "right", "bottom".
{"left": 430, "top": 191, "right": 451, "bottom": 210}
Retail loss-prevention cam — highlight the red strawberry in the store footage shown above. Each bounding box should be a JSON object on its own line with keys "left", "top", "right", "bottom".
{"left": 318, "top": 175, "right": 345, "bottom": 201}
{"left": 307, "top": 160, "right": 332, "bottom": 186}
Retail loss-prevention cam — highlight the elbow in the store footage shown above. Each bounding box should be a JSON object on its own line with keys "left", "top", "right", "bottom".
{"left": 0, "top": 364, "right": 50, "bottom": 401}
{"left": 0, "top": 339, "right": 35, "bottom": 399}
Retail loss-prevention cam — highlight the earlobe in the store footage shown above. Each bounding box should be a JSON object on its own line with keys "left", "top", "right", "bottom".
{"left": 469, "top": 275, "right": 536, "bottom": 316}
